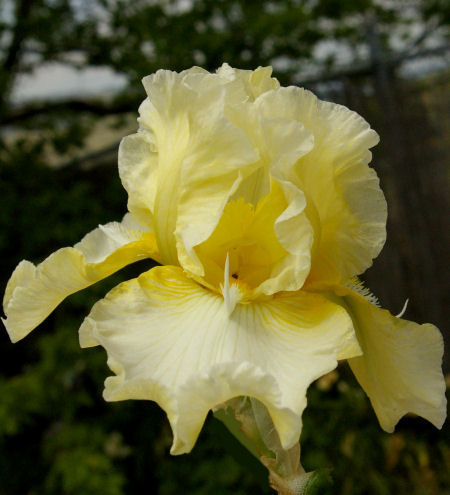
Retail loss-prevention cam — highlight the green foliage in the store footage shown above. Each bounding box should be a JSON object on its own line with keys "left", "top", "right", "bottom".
{"left": 42, "top": 424, "right": 128, "bottom": 495}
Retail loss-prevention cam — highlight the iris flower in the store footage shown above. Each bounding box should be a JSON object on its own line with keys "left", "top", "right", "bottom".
{"left": 3, "top": 64, "right": 446, "bottom": 456}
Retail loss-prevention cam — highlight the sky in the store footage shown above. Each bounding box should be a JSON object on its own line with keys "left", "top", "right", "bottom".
{"left": 11, "top": 64, "right": 128, "bottom": 104}
{"left": 5, "top": 0, "right": 448, "bottom": 104}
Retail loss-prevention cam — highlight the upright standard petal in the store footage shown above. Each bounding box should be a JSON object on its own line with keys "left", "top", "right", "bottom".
{"left": 216, "top": 63, "right": 280, "bottom": 102}
{"left": 255, "top": 87, "right": 387, "bottom": 285}
{"left": 79, "top": 266, "right": 361, "bottom": 455}
{"left": 3, "top": 214, "right": 159, "bottom": 343}
{"left": 128, "top": 69, "right": 259, "bottom": 269}
{"left": 214, "top": 98, "right": 315, "bottom": 295}
{"left": 338, "top": 288, "right": 446, "bottom": 431}
{"left": 118, "top": 132, "right": 158, "bottom": 229}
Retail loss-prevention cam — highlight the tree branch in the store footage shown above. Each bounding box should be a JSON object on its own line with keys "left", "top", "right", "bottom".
{"left": 1, "top": 98, "right": 138, "bottom": 126}
{"left": 296, "top": 45, "right": 450, "bottom": 86}
{"left": 58, "top": 141, "right": 121, "bottom": 169}
{"left": 400, "top": 16, "right": 444, "bottom": 58}
{"left": 0, "top": 0, "right": 34, "bottom": 116}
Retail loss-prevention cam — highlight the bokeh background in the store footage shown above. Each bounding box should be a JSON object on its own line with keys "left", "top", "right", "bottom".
{"left": 0, "top": 1, "right": 449, "bottom": 494}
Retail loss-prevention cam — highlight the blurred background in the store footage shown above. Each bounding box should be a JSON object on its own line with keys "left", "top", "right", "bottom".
{"left": 0, "top": 0, "right": 449, "bottom": 494}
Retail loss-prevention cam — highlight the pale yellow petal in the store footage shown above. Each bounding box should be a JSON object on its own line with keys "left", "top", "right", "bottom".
{"left": 79, "top": 266, "right": 360, "bottom": 455}
{"left": 3, "top": 214, "right": 159, "bottom": 343}
{"left": 232, "top": 96, "right": 316, "bottom": 295}
{"left": 132, "top": 69, "right": 259, "bottom": 269}
{"left": 216, "top": 63, "right": 280, "bottom": 101}
{"left": 226, "top": 92, "right": 314, "bottom": 205}
{"left": 118, "top": 132, "right": 157, "bottom": 228}
{"left": 192, "top": 96, "right": 315, "bottom": 295}
{"left": 255, "top": 86, "right": 386, "bottom": 284}
{"left": 253, "top": 179, "right": 313, "bottom": 295}
{"left": 339, "top": 288, "right": 446, "bottom": 431}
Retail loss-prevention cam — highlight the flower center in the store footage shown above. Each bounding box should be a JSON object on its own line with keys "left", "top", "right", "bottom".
{"left": 195, "top": 195, "right": 288, "bottom": 294}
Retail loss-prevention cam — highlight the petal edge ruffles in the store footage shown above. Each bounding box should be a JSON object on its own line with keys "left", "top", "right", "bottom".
{"left": 255, "top": 86, "right": 386, "bottom": 284}
{"left": 79, "top": 265, "right": 361, "bottom": 454}
{"left": 3, "top": 214, "right": 159, "bottom": 343}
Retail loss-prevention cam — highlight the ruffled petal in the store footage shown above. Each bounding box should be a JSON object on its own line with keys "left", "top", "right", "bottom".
{"left": 130, "top": 68, "right": 259, "bottom": 269}
{"left": 253, "top": 179, "right": 313, "bottom": 295}
{"left": 216, "top": 98, "right": 315, "bottom": 295}
{"left": 216, "top": 63, "right": 280, "bottom": 101}
{"left": 2, "top": 214, "right": 159, "bottom": 343}
{"left": 338, "top": 288, "right": 446, "bottom": 431}
{"left": 194, "top": 179, "right": 313, "bottom": 297}
{"left": 79, "top": 266, "right": 361, "bottom": 455}
{"left": 118, "top": 132, "right": 158, "bottom": 229}
{"left": 255, "top": 86, "right": 387, "bottom": 284}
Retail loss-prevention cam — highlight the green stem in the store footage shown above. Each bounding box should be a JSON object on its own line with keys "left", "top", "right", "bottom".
{"left": 214, "top": 397, "right": 329, "bottom": 495}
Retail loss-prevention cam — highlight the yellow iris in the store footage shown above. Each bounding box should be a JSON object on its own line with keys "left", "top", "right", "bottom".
{"left": 2, "top": 64, "right": 446, "bottom": 455}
